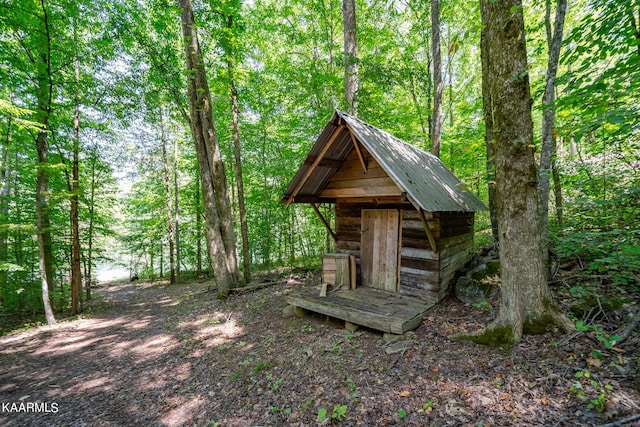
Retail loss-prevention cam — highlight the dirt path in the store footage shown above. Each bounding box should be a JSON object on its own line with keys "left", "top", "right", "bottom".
{"left": 1, "top": 276, "right": 639, "bottom": 426}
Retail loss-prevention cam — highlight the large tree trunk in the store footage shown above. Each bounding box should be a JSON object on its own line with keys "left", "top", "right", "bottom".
{"left": 455, "top": 0, "right": 573, "bottom": 346}
{"left": 342, "top": 0, "right": 358, "bottom": 116}
{"left": 35, "top": 0, "right": 56, "bottom": 324}
{"left": 539, "top": 0, "right": 567, "bottom": 264}
{"left": 430, "top": 0, "right": 443, "bottom": 157}
{"left": 177, "top": 0, "right": 238, "bottom": 298}
{"left": 160, "top": 115, "right": 176, "bottom": 284}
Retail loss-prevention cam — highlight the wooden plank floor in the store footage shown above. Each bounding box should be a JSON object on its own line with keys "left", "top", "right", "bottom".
{"left": 286, "top": 286, "right": 436, "bottom": 334}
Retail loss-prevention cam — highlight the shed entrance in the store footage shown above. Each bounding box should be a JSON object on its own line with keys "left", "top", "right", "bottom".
{"left": 360, "top": 209, "right": 401, "bottom": 292}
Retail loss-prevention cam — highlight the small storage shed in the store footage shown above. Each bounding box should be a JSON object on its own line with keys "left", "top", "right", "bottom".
{"left": 281, "top": 111, "right": 486, "bottom": 332}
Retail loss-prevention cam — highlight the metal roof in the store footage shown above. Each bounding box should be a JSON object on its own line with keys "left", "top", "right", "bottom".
{"left": 281, "top": 111, "right": 487, "bottom": 212}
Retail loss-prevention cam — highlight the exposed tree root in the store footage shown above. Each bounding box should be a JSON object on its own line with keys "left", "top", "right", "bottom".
{"left": 597, "top": 413, "right": 640, "bottom": 427}
{"left": 450, "top": 309, "right": 575, "bottom": 348}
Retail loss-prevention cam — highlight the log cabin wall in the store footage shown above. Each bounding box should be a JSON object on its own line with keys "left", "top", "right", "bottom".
{"left": 335, "top": 203, "right": 474, "bottom": 302}
{"left": 435, "top": 212, "right": 475, "bottom": 300}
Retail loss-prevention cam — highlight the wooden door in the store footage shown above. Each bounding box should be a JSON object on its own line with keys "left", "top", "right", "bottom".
{"left": 360, "top": 209, "right": 400, "bottom": 291}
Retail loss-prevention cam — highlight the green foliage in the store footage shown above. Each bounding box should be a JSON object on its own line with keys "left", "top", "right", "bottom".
{"left": 332, "top": 404, "right": 348, "bottom": 422}
{"left": 559, "top": 0, "right": 639, "bottom": 143}
{"left": 472, "top": 300, "right": 492, "bottom": 313}
{"left": 317, "top": 407, "right": 327, "bottom": 421}
{"left": 573, "top": 319, "right": 621, "bottom": 350}
{"left": 568, "top": 370, "right": 614, "bottom": 413}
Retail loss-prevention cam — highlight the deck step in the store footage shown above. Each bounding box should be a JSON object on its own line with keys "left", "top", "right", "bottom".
{"left": 286, "top": 286, "right": 436, "bottom": 334}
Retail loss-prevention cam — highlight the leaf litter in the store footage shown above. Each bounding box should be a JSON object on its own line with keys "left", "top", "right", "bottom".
{"left": 0, "top": 271, "right": 638, "bottom": 426}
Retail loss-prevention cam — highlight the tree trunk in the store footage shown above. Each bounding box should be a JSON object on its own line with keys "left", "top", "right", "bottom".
{"left": 480, "top": 8, "right": 499, "bottom": 246}
{"left": 85, "top": 152, "right": 97, "bottom": 300}
{"left": 342, "top": 0, "right": 358, "bottom": 116}
{"left": 160, "top": 114, "right": 176, "bottom": 284}
{"left": 70, "top": 54, "right": 83, "bottom": 315}
{"left": 409, "top": 73, "right": 429, "bottom": 145}
{"left": 430, "top": 0, "right": 443, "bottom": 157}
{"left": 552, "top": 158, "right": 564, "bottom": 225}
{"left": 35, "top": 0, "right": 56, "bottom": 324}
{"left": 225, "top": 14, "right": 251, "bottom": 285}
{"left": 1, "top": 117, "right": 11, "bottom": 291}
{"left": 539, "top": 0, "right": 567, "bottom": 265}
{"left": 455, "top": 0, "right": 573, "bottom": 346}
{"left": 195, "top": 174, "right": 202, "bottom": 277}
{"left": 173, "top": 136, "right": 180, "bottom": 284}
{"left": 177, "top": 0, "right": 238, "bottom": 298}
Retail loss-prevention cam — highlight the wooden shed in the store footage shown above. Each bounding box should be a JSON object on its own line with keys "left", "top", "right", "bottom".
{"left": 281, "top": 111, "right": 487, "bottom": 333}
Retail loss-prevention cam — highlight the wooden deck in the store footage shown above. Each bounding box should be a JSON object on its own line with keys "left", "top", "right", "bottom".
{"left": 286, "top": 286, "right": 436, "bottom": 334}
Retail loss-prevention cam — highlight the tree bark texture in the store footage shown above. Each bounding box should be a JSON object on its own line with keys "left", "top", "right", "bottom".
{"left": 430, "top": 0, "right": 443, "bottom": 157}
{"left": 466, "top": 0, "right": 573, "bottom": 345}
{"left": 35, "top": 0, "right": 56, "bottom": 324}
{"left": 178, "top": 0, "right": 239, "bottom": 297}
{"left": 342, "top": 0, "right": 358, "bottom": 116}
{"left": 539, "top": 0, "right": 567, "bottom": 263}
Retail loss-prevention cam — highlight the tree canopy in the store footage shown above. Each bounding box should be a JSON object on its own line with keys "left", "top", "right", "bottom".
{"left": 0, "top": 0, "right": 637, "bottom": 339}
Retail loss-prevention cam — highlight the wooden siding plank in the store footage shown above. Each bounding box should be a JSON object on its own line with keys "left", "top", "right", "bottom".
{"left": 320, "top": 186, "right": 403, "bottom": 198}
{"left": 325, "top": 176, "right": 398, "bottom": 190}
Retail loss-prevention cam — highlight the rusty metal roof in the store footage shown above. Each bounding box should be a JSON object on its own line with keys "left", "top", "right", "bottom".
{"left": 281, "top": 111, "right": 487, "bottom": 212}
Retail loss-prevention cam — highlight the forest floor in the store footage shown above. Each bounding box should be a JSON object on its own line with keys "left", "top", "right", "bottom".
{"left": 1, "top": 269, "right": 639, "bottom": 427}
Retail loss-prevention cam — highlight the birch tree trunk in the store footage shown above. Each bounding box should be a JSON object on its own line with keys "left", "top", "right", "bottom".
{"left": 430, "top": 0, "right": 443, "bottom": 157}
{"left": 177, "top": 0, "right": 238, "bottom": 297}
{"left": 539, "top": 0, "right": 567, "bottom": 263}
{"left": 342, "top": 0, "right": 358, "bottom": 116}
{"left": 455, "top": 0, "right": 573, "bottom": 346}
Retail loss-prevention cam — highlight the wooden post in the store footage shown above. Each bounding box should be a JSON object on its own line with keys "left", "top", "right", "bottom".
{"left": 418, "top": 209, "right": 438, "bottom": 253}
{"left": 349, "top": 255, "right": 357, "bottom": 289}
{"left": 348, "top": 129, "right": 368, "bottom": 173}
{"left": 311, "top": 203, "right": 337, "bottom": 241}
